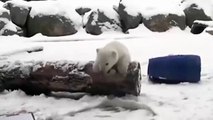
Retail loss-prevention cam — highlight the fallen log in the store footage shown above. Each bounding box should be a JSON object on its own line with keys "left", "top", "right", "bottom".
{"left": 0, "top": 61, "right": 141, "bottom": 96}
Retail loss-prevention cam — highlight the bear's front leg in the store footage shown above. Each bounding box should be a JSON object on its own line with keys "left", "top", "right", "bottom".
{"left": 107, "top": 69, "right": 116, "bottom": 76}
{"left": 117, "top": 56, "right": 130, "bottom": 76}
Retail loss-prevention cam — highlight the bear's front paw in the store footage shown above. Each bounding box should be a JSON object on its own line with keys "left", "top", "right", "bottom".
{"left": 107, "top": 69, "right": 116, "bottom": 75}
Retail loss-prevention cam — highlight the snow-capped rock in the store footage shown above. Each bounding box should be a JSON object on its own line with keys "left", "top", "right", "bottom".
{"left": 0, "top": 6, "right": 25, "bottom": 36}
{"left": 4, "top": 0, "right": 31, "bottom": 27}
{"left": 85, "top": 9, "right": 122, "bottom": 35}
{"left": 181, "top": 0, "right": 213, "bottom": 27}
{"left": 116, "top": 2, "right": 142, "bottom": 33}
{"left": 119, "top": 0, "right": 186, "bottom": 32}
{"left": 26, "top": 0, "right": 81, "bottom": 37}
{"left": 27, "top": 14, "right": 78, "bottom": 37}
{"left": 143, "top": 14, "right": 186, "bottom": 32}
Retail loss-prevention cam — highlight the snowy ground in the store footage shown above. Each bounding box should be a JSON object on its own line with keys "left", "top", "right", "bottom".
{"left": 0, "top": 25, "right": 213, "bottom": 120}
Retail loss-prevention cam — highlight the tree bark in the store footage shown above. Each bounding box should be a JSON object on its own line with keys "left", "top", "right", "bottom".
{"left": 0, "top": 61, "right": 141, "bottom": 96}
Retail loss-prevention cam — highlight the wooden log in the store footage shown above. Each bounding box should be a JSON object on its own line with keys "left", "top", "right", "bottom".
{"left": 0, "top": 61, "right": 141, "bottom": 96}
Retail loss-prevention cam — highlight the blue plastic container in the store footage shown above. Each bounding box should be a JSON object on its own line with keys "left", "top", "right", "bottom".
{"left": 148, "top": 55, "right": 201, "bottom": 84}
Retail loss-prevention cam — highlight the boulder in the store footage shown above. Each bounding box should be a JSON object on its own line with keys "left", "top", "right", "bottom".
{"left": 143, "top": 14, "right": 186, "bottom": 32}
{"left": 0, "top": 7, "right": 10, "bottom": 29}
{"left": 191, "top": 22, "right": 207, "bottom": 34}
{"left": 183, "top": 4, "right": 212, "bottom": 27}
{"left": 0, "top": 8, "right": 10, "bottom": 20}
{"left": 0, "top": 0, "right": 8, "bottom": 2}
{"left": 27, "top": 14, "right": 78, "bottom": 37}
{"left": 0, "top": 6, "right": 25, "bottom": 36}
{"left": 0, "top": 22, "right": 25, "bottom": 36}
{"left": 75, "top": 7, "right": 91, "bottom": 16}
{"left": 116, "top": 2, "right": 142, "bottom": 33}
{"left": 190, "top": 20, "right": 213, "bottom": 34}
{"left": 85, "top": 9, "right": 121, "bottom": 35}
{"left": 75, "top": 7, "right": 91, "bottom": 27}
{"left": 0, "top": 20, "right": 5, "bottom": 30}
{"left": 4, "top": 1, "right": 31, "bottom": 27}
{"left": 205, "top": 27, "right": 213, "bottom": 35}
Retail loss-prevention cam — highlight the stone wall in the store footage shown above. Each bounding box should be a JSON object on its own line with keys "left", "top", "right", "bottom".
{"left": 0, "top": 0, "right": 212, "bottom": 37}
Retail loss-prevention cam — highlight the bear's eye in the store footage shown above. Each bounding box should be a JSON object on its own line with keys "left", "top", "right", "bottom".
{"left": 105, "top": 63, "right": 109, "bottom": 66}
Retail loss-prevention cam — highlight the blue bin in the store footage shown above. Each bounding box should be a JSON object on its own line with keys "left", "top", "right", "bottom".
{"left": 148, "top": 55, "right": 201, "bottom": 84}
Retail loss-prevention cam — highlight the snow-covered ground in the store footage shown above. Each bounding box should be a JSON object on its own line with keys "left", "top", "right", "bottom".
{"left": 0, "top": 25, "right": 213, "bottom": 120}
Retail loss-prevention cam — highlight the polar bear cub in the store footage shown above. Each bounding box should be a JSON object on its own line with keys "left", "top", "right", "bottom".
{"left": 93, "top": 41, "right": 131, "bottom": 77}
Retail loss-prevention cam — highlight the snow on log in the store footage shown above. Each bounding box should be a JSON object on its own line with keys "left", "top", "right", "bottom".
{"left": 0, "top": 61, "right": 141, "bottom": 96}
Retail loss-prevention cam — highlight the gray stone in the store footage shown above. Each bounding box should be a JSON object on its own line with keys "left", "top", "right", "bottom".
{"left": 0, "top": 0, "right": 8, "bottom": 2}
{"left": 85, "top": 9, "right": 121, "bottom": 35}
{"left": 0, "top": 10, "right": 11, "bottom": 20}
{"left": 75, "top": 7, "right": 91, "bottom": 16}
{"left": 4, "top": 2, "right": 31, "bottom": 27}
{"left": 1, "top": 23, "right": 25, "bottom": 36}
{"left": 117, "top": 3, "right": 142, "bottom": 33}
{"left": 0, "top": 8, "right": 10, "bottom": 31}
{"left": 27, "top": 14, "right": 78, "bottom": 37}
{"left": 143, "top": 14, "right": 186, "bottom": 32}
{"left": 206, "top": 27, "right": 213, "bottom": 35}
{"left": 183, "top": 4, "right": 212, "bottom": 28}
{"left": 191, "top": 22, "right": 208, "bottom": 34}
{"left": 0, "top": 20, "right": 7, "bottom": 30}
{"left": 191, "top": 20, "right": 213, "bottom": 34}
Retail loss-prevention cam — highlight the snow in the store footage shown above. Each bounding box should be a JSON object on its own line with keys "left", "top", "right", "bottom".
{"left": 1, "top": 25, "right": 213, "bottom": 120}
{"left": 120, "top": 0, "right": 184, "bottom": 18}
{"left": 0, "top": 21, "right": 17, "bottom": 31}
{"left": 121, "top": 0, "right": 213, "bottom": 19}
{"left": 4, "top": 0, "right": 30, "bottom": 10}
{"left": 6, "top": 0, "right": 120, "bottom": 31}
{"left": 205, "top": 26, "right": 213, "bottom": 32}
{"left": 0, "top": 7, "right": 8, "bottom": 15}
{"left": 1, "top": 0, "right": 213, "bottom": 120}
{"left": 194, "top": 20, "right": 213, "bottom": 26}
{"left": 0, "top": 113, "right": 35, "bottom": 120}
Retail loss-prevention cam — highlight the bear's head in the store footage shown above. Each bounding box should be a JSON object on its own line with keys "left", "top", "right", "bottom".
{"left": 93, "top": 48, "right": 119, "bottom": 75}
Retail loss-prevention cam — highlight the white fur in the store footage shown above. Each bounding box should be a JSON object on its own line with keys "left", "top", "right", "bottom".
{"left": 93, "top": 41, "right": 131, "bottom": 76}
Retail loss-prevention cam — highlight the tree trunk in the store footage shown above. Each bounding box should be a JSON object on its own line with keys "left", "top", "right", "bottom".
{"left": 0, "top": 61, "right": 141, "bottom": 96}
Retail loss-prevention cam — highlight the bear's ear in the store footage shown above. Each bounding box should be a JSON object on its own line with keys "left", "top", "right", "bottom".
{"left": 111, "top": 50, "right": 117, "bottom": 58}
{"left": 96, "top": 48, "right": 100, "bottom": 53}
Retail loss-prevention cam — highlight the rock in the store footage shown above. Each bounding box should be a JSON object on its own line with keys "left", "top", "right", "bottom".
{"left": 143, "top": 14, "right": 186, "bottom": 32}
{"left": 0, "top": 0, "right": 8, "bottom": 2}
{"left": 0, "top": 9, "right": 10, "bottom": 30}
{"left": 205, "top": 27, "right": 213, "bottom": 35}
{"left": 0, "top": 20, "right": 5, "bottom": 30}
{"left": 3, "top": 1, "right": 31, "bottom": 27}
{"left": 190, "top": 20, "right": 213, "bottom": 34}
{"left": 0, "top": 22, "right": 25, "bottom": 36}
{"left": 191, "top": 22, "right": 207, "bottom": 34}
{"left": 27, "top": 14, "right": 78, "bottom": 37}
{"left": 85, "top": 9, "right": 121, "bottom": 35}
{"left": 0, "top": 6, "right": 24, "bottom": 36}
{"left": 191, "top": 20, "right": 213, "bottom": 35}
{"left": 75, "top": 7, "right": 91, "bottom": 28}
{"left": 75, "top": 7, "right": 91, "bottom": 16}
{"left": 1, "top": 27, "right": 23, "bottom": 36}
{"left": 0, "top": 7, "right": 10, "bottom": 20}
{"left": 116, "top": 2, "right": 142, "bottom": 33}
{"left": 183, "top": 4, "right": 212, "bottom": 27}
